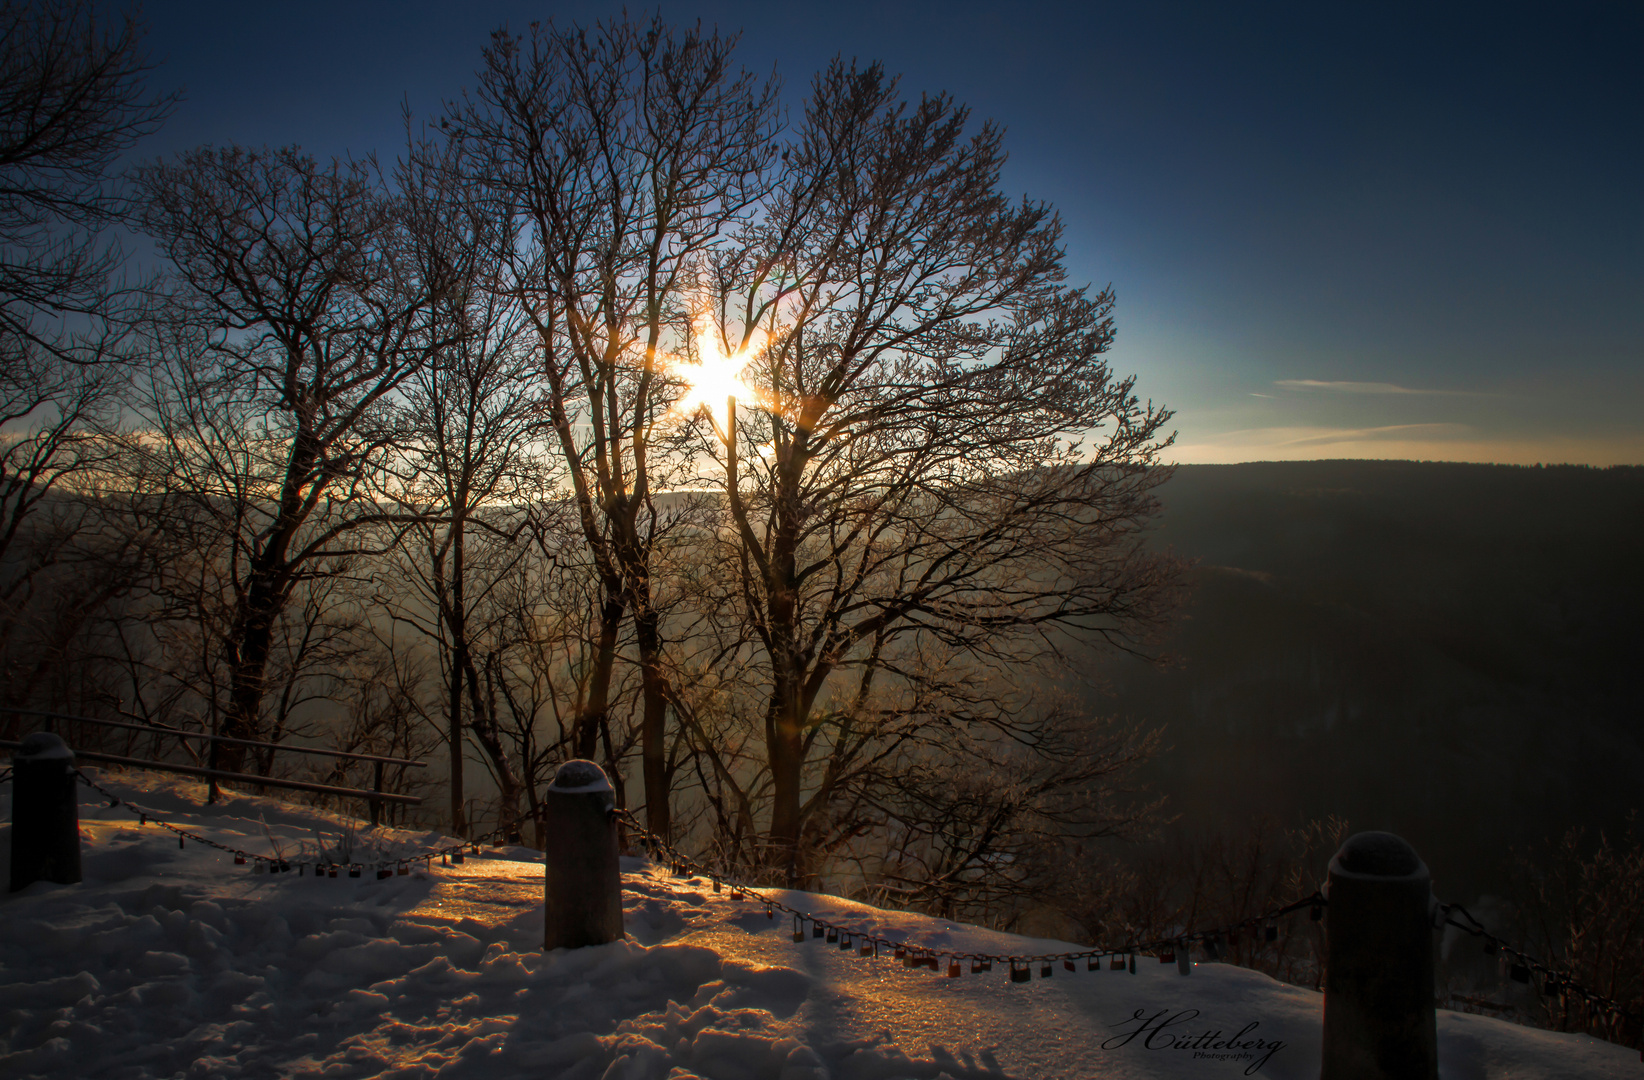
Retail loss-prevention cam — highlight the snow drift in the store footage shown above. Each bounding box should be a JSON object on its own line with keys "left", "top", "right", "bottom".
{"left": 0, "top": 772, "right": 1637, "bottom": 1078}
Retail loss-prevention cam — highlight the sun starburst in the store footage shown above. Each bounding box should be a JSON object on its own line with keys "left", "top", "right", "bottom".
{"left": 672, "top": 315, "right": 765, "bottom": 436}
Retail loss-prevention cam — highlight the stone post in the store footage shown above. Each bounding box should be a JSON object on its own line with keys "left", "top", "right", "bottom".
{"left": 542, "top": 759, "right": 624, "bottom": 949}
{"left": 1321, "top": 831, "right": 1439, "bottom": 1080}
{"left": 9, "top": 732, "right": 82, "bottom": 891}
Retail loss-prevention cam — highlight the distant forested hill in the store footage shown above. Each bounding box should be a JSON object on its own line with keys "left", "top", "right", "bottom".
{"left": 1086, "top": 459, "right": 1644, "bottom": 902}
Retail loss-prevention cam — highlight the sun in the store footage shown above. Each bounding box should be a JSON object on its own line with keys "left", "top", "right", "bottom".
{"left": 673, "top": 315, "right": 765, "bottom": 436}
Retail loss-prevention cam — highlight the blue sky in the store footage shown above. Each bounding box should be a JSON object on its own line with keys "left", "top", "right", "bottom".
{"left": 129, "top": 1, "right": 1643, "bottom": 464}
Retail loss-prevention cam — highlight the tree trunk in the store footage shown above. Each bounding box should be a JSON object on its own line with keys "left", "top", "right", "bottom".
{"left": 762, "top": 435, "right": 809, "bottom": 883}
{"left": 447, "top": 626, "right": 466, "bottom": 838}
{"left": 634, "top": 605, "right": 670, "bottom": 841}
{"left": 447, "top": 519, "right": 469, "bottom": 837}
{"left": 465, "top": 651, "right": 525, "bottom": 837}
{"left": 577, "top": 587, "right": 624, "bottom": 759}
{"left": 765, "top": 682, "right": 806, "bottom": 885}
{"left": 219, "top": 547, "right": 298, "bottom": 775}
{"left": 218, "top": 427, "right": 315, "bottom": 773}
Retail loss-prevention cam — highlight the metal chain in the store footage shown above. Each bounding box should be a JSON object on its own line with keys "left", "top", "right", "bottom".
{"left": 1438, "top": 901, "right": 1642, "bottom": 1032}
{"left": 612, "top": 807, "right": 1326, "bottom": 976}
{"left": 617, "top": 809, "right": 1642, "bottom": 1023}
{"left": 68, "top": 768, "right": 1635, "bottom": 1029}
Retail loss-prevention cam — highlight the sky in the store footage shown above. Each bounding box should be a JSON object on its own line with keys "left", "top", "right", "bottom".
{"left": 121, "top": 1, "right": 1643, "bottom": 465}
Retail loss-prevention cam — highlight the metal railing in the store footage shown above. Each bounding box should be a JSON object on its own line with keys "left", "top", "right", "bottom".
{"left": 0, "top": 707, "right": 425, "bottom": 822}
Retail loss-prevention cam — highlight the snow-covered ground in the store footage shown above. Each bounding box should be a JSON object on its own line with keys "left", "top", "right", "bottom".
{"left": 0, "top": 772, "right": 1637, "bottom": 1079}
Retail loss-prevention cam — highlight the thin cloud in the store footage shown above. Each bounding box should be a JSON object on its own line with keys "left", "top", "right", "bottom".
{"left": 1275, "top": 423, "right": 1470, "bottom": 448}
{"left": 1167, "top": 423, "right": 1470, "bottom": 455}
{"left": 1166, "top": 424, "right": 1644, "bottom": 466}
{"left": 1274, "top": 379, "right": 1475, "bottom": 396}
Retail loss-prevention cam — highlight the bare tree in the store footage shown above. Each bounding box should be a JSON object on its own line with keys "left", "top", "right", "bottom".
{"left": 452, "top": 15, "right": 779, "bottom": 839}
{"left": 687, "top": 60, "right": 1181, "bottom": 882}
{"left": 1052, "top": 816, "right": 1346, "bottom": 989}
{"left": 126, "top": 148, "right": 445, "bottom": 769}
{"left": 0, "top": 0, "right": 173, "bottom": 366}
{"left": 309, "top": 639, "right": 443, "bottom": 828}
{"left": 475, "top": 516, "right": 641, "bottom": 845}
{"left": 840, "top": 675, "right": 1162, "bottom": 923}
{"left": 0, "top": 0, "right": 173, "bottom": 710}
{"left": 0, "top": 365, "right": 121, "bottom": 705}
{"left": 372, "top": 132, "right": 555, "bottom": 835}
{"left": 1512, "top": 823, "right": 1644, "bottom": 1047}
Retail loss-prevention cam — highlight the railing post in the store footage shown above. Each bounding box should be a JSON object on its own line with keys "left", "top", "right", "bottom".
{"left": 1321, "top": 831, "right": 1439, "bottom": 1080}
{"left": 8, "top": 732, "right": 82, "bottom": 892}
{"left": 542, "top": 759, "right": 624, "bottom": 949}
{"left": 206, "top": 729, "right": 220, "bottom": 805}
{"left": 370, "top": 760, "right": 384, "bottom": 828}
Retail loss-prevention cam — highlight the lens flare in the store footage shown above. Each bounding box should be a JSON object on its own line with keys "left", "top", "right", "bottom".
{"left": 673, "top": 315, "right": 765, "bottom": 435}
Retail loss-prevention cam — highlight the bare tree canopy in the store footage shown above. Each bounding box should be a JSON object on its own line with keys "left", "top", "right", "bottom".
{"left": 15, "top": 13, "right": 1181, "bottom": 928}
{"left": 383, "top": 133, "right": 557, "bottom": 836}
{"left": 0, "top": 0, "right": 174, "bottom": 358}
{"left": 682, "top": 60, "right": 1181, "bottom": 883}
{"left": 451, "top": 15, "right": 781, "bottom": 840}
{"left": 126, "top": 148, "right": 448, "bottom": 770}
{"left": 0, "top": 1, "right": 173, "bottom": 717}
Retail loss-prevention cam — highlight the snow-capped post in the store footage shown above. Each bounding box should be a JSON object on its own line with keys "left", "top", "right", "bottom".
{"left": 542, "top": 759, "right": 624, "bottom": 949}
{"left": 1321, "top": 831, "right": 1438, "bottom": 1080}
{"left": 8, "top": 732, "right": 83, "bottom": 891}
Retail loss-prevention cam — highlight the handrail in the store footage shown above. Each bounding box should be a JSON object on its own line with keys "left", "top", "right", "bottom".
{"left": 0, "top": 739, "right": 422, "bottom": 806}
{"left": 0, "top": 707, "right": 427, "bottom": 768}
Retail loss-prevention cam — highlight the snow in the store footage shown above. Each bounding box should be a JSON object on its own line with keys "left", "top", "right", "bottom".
{"left": 13, "top": 733, "right": 74, "bottom": 762}
{"left": 0, "top": 771, "right": 1638, "bottom": 1079}
{"left": 1327, "top": 830, "right": 1428, "bottom": 883}
{"left": 550, "top": 760, "right": 615, "bottom": 795}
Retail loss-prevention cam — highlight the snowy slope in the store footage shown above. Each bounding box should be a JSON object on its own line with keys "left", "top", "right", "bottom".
{"left": 0, "top": 772, "right": 1637, "bottom": 1079}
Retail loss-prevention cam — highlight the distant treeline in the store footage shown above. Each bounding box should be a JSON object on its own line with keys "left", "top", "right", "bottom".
{"left": 1086, "top": 459, "right": 1644, "bottom": 901}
